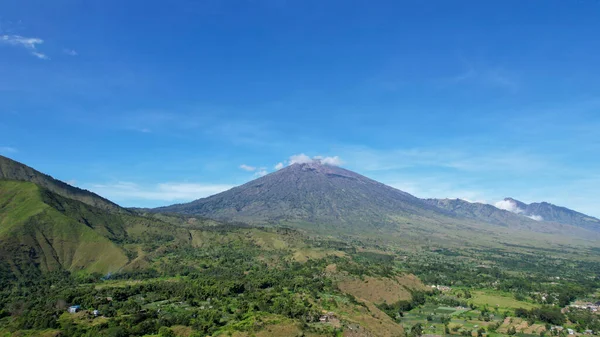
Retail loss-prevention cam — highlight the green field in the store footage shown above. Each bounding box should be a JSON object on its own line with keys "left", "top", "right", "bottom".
{"left": 469, "top": 290, "right": 537, "bottom": 310}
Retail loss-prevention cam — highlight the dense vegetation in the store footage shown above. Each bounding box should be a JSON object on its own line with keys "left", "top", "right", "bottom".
{"left": 3, "top": 230, "right": 600, "bottom": 337}
{"left": 2, "top": 156, "right": 600, "bottom": 337}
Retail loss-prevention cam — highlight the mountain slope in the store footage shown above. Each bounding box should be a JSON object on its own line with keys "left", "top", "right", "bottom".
{"left": 155, "top": 162, "right": 600, "bottom": 246}
{"left": 0, "top": 155, "right": 123, "bottom": 212}
{"left": 0, "top": 180, "right": 129, "bottom": 274}
{"left": 155, "top": 161, "right": 451, "bottom": 229}
{"left": 502, "top": 197, "right": 600, "bottom": 231}
{"left": 425, "top": 198, "right": 540, "bottom": 228}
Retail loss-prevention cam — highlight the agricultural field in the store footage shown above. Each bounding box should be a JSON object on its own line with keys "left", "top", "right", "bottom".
{"left": 469, "top": 290, "right": 538, "bottom": 311}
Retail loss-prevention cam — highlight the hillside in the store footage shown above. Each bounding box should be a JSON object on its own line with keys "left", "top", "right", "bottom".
{"left": 0, "top": 180, "right": 129, "bottom": 274}
{"left": 0, "top": 155, "right": 123, "bottom": 212}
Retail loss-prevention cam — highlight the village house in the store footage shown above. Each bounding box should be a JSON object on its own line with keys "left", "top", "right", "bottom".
{"left": 569, "top": 303, "right": 600, "bottom": 312}
{"left": 68, "top": 305, "right": 81, "bottom": 314}
{"left": 319, "top": 312, "right": 337, "bottom": 323}
{"left": 431, "top": 285, "right": 452, "bottom": 292}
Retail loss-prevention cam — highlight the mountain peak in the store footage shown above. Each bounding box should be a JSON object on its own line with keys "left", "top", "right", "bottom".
{"left": 282, "top": 161, "right": 355, "bottom": 177}
{"left": 154, "top": 161, "right": 440, "bottom": 229}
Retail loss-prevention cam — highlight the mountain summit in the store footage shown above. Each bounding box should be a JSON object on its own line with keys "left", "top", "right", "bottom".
{"left": 154, "top": 162, "right": 447, "bottom": 230}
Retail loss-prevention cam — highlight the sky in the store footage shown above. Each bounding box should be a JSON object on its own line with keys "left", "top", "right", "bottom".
{"left": 1, "top": 0, "right": 600, "bottom": 217}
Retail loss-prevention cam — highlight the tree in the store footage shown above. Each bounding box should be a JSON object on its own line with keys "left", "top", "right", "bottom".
{"left": 477, "top": 327, "right": 486, "bottom": 337}
{"left": 410, "top": 323, "right": 424, "bottom": 337}
{"left": 159, "top": 326, "right": 175, "bottom": 337}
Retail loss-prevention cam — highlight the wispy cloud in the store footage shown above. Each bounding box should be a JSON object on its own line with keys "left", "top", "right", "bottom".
{"left": 0, "top": 35, "right": 48, "bottom": 59}
{"left": 63, "top": 49, "right": 78, "bottom": 56}
{"left": 31, "top": 51, "right": 48, "bottom": 60}
{"left": 274, "top": 162, "right": 284, "bottom": 170}
{"left": 286, "top": 153, "right": 343, "bottom": 166}
{"left": 239, "top": 164, "right": 256, "bottom": 172}
{"left": 254, "top": 168, "right": 268, "bottom": 177}
{"left": 339, "top": 146, "right": 546, "bottom": 173}
{"left": 87, "top": 181, "right": 233, "bottom": 202}
{"left": 443, "top": 56, "right": 519, "bottom": 91}
{"left": 239, "top": 164, "right": 268, "bottom": 177}
{"left": 386, "top": 176, "right": 491, "bottom": 203}
{"left": 314, "top": 155, "right": 343, "bottom": 166}
{"left": 0, "top": 146, "right": 18, "bottom": 154}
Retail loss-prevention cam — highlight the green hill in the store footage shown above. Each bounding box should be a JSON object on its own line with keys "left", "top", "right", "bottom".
{"left": 0, "top": 180, "right": 128, "bottom": 274}
{"left": 0, "top": 155, "right": 123, "bottom": 212}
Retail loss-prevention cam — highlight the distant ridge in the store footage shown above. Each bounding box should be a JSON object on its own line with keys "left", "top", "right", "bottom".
{"left": 500, "top": 197, "right": 600, "bottom": 231}
{"left": 0, "top": 155, "right": 124, "bottom": 212}
{"left": 425, "top": 198, "right": 540, "bottom": 228}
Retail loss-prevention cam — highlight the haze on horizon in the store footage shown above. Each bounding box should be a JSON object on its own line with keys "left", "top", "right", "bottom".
{"left": 1, "top": 1, "right": 599, "bottom": 216}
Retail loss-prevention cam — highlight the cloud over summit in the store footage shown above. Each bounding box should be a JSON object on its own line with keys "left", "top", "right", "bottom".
{"left": 494, "top": 199, "right": 523, "bottom": 214}
{"left": 494, "top": 199, "right": 543, "bottom": 221}
{"left": 287, "top": 153, "right": 343, "bottom": 166}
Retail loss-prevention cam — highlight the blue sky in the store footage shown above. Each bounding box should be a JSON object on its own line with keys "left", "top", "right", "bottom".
{"left": 1, "top": 0, "right": 600, "bottom": 217}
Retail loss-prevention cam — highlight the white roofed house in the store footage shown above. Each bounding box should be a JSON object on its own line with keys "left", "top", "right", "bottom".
{"left": 68, "top": 305, "right": 81, "bottom": 314}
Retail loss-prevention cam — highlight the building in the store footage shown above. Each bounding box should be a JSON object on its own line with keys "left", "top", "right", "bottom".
{"left": 93, "top": 310, "right": 100, "bottom": 317}
{"left": 68, "top": 305, "right": 81, "bottom": 314}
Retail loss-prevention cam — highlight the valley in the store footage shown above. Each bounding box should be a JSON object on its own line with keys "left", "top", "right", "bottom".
{"left": 1, "top": 155, "right": 600, "bottom": 337}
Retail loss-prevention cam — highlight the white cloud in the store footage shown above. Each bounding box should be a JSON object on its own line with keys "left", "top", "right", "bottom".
{"left": 493, "top": 200, "right": 542, "bottom": 220}
{"left": 63, "top": 49, "right": 78, "bottom": 56}
{"left": 0, "top": 146, "right": 17, "bottom": 154}
{"left": 320, "top": 156, "right": 343, "bottom": 166}
{"left": 239, "top": 164, "right": 256, "bottom": 172}
{"left": 494, "top": 199, "right": 524, "bottom": 214}
{"left": 527, "top": 214, "right": 544, "bottom": 221}
{"left": 0, "top": 35, "right": 48, "bottom": 59}
{"left": 0, "top": 35, "right": 42, "bottom": 49}
{"left": 254, "top": 169, "right": 268, "bottom": 177}
{"left": 287, "top": 153, "right": 343, "bottom": 166}
{"left": 31, "top": 51, "right": 49, "bottom": 60}
{"left": 274, "top": 162, "right": 284, "bottom": 170}
{"left": 87, "top": 181, "right": 233, "bottom": 202}
{"left": 289, "top": 153, "right": 313, "bottom": 164}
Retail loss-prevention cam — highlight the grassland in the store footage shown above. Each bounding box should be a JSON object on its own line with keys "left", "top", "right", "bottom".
{"left": 469, "top": 290, "right": 538, "bottom": 311}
